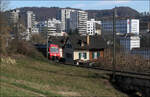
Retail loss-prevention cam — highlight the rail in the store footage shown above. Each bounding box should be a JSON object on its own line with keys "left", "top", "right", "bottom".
{"left": 64, "top": 63, "right": 150, "bottom": 80}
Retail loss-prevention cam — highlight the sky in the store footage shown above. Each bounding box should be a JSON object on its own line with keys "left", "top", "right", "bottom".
{"left": 7, "top": 0, "right": 150, "bottom": 12}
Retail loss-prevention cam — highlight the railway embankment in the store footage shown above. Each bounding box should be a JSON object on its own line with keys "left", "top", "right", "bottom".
{"left": 110, "top": 74, "right": 150, "bottom": 97}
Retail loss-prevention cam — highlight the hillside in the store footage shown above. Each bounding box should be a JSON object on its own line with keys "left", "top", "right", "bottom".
{"left": 0, "top": 55, "right": 128, "bottom": 96}
{"left": 87, "top": 7, "right": 140, "bottom": 20}
{"left": 19, "top": 7, "right": 60, "bottom": 21}
{"left": 18, "top": 6, "right": 140, "bottom": 21}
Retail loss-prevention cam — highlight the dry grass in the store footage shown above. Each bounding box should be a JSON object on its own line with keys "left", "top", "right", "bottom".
{"left": 0, "top": 55, "right": 128, "bottom": 96}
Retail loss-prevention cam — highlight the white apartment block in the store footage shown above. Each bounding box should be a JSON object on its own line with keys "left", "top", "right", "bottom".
{"left": 26, "top": 11, "right": 36, "bottom": 29}
{"left": 37, "top": 18, "right": 62, "bottom": 36}
{"left": 25, "top": 11, "right": 37, "bottom": 40}
{"left": 87, "top": 19, "right": 101, "bottom": 35}
{"left": 7, "top": 9, "right": 20, "bottom": 24}
{"left": 59, "top": 8, "right": 76, "bottom": 32}
{"left": 102, "top": 19, "right": 139, "bottom": 35}
{"left": 77, "top": 11, "right": 88, "bottom": 35}
{"left": 37, "top": 21, "right": 47, "bottom": 34}
{"left": 120, "top": 35, "right": 140, "bottom": 51}
{"left": 59, "top": 9, "right": 88, "bottom": 35}
{"left": 31, "top": 21, "right": 39, "bottom": 34}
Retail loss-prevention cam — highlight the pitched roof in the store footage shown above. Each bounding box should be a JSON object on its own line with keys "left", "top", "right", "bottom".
{"left": 48, "top": 36, "right": 67, "bottom": 47}
{"left": 69, "top": 35, "right": 107, "bottom": 50}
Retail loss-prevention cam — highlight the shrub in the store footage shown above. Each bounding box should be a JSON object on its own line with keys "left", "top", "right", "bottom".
{"left": 8, "top": 39, "right": 46, "bottom": 61}
{"left": 97, "top": 49, "right": 150, "bottom": 73}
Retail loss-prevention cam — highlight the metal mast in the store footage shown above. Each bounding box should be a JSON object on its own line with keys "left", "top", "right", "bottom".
{"left": 112, "top": 7, "right": 116, "bottom": 81}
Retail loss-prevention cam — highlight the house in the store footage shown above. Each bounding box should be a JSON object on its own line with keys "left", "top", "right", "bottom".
{"left": 63, "top": 35, "right": 107, "bottom": 63}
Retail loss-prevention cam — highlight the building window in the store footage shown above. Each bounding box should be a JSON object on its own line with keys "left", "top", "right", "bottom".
{"left": 92, "top": 52, "right": 100, "bottom": 59}
{"left": 79, "top": 52, "right": 87, "bottom": 59}
{"left": 79, "top": 53, "right": 81, "bottom": 59}
{"left": 97, "top": 52, "right": 100, "bottom": 57}
{"left": 83, "top": 53, "right": 87, "bottom": 59}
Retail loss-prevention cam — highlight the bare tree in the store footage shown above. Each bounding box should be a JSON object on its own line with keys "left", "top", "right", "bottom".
{"left": 30, "top": 34, "right": 46, "bottom": 44}
{"left": 97, "top": 49, "right": 150, "bottom": 73}
{"left": 0, "top": 0, "right": 10, "bottom": 55}
{"left": 0, "top": 0, "right": 9, "bottom": 12}
{"left": 11, "top": 19, "right": 27, "bottom": 41}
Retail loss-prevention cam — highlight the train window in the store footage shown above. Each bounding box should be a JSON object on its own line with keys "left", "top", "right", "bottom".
{"left": 50, "top": 47, "right": 59, "bottom": 53}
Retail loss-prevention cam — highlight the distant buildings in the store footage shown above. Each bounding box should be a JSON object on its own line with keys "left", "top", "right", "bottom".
{"left": 37, "top": 18, "right": 62, "bottom": 36}
{"left": 102, "top": 19, "right": 139, "bottom": 35}
{"left": 77, "top": 10, "right": 88, "bottom": 35}
{"left": 120, "top": 34, "right": 140, "bottom": 51}
{"left": 59, "top": 8, "right": 88, "bottom": 35}
{"left": 59, "top": 8, "right": 76, "bottom": 32}
{"left": 87, "top": 19, "right": 101, "bottom": 35}
{"left": 131, "top": 48, "right": 150, "bottom": 59}
{"left": 47, "top": 18, "right": 62, "bottom": 36}
{"left": 6, "top": 9, "right": 38, "bottom": 40}
{"left": 140, "top": 22, "right": 150, "bottom": 33}
{"left": 101, "top": 18, "right": 140, "bottom": 51}
{"left": 26, "top": 11, "right": 36, "bottom": 30}
{"left": 7, "top": 9, "right": 20, "bottom": 24}
{"left": 7, "top": 8, "right": 147, "bottom": 54}
{"left": 69, "top": 11, "right": 78, "bottom": 31}
{"left": 20, "top": 11, "right": 38, "bottom": 40}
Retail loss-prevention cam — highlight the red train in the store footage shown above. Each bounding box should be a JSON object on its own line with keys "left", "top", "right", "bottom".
{"left": 49, "top": 44, "right": 60, "bottom": 60}
{"left": 34, "top": 44, "right": 64, "bottom": 62}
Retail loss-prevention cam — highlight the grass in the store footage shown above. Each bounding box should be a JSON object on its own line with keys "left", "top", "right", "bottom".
{"left": 0, "top": 55, "right": 128, "bottom": 97}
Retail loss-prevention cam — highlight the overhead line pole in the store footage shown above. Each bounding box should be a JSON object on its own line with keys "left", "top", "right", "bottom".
{"left": 112, "top": 7, "right": 116, "bottom": 81}
{"left": 47, "top": 29, "right": 49, "bottom": 59}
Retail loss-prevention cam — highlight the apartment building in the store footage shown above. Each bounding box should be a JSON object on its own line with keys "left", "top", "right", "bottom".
{"left": 37, "top": 18, "right": 62, "bottom": 36}
{"left": 26, "top": 11, "right": 36, "bottom": 29}
{"left": 59, "top": 8, "right": 76, "bottom": 32}
{"left": 69, "top": 11, "right": 78, "bottom": 31}
{"left": 102, "top": 19, "right": 139, "bottom": 35}
{"left": 59, "top": 8, "right": 88, "bottom": 35}
{"left": 120, "top": 34, "right": 140, "bottom": 51}
{"left": 140, "top": 22, "right": 150, "bottom": 33}
{"left": 20, "top": 11, "right": 38, "bottom": 40}
{"left": 7, "top": 9, "right": 20, "bottom": 24}
{"left": 77, "top": 11, "right": 88, "bottom": 35}
{"left": 87, "top": 19, "right": 101, "bottom": 35}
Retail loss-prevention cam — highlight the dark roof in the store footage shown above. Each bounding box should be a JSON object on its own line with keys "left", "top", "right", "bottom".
{"left": 132, "top": 48, "right": 150, "bottom": 51}
{"left": 119, "top": 33, "right": 139, "bottom": 37}
{"left": 48, "top": 36, "right": 67, "bottom": 47}
{"left": 69, "top": 35, "right": 107, "bottom": 50}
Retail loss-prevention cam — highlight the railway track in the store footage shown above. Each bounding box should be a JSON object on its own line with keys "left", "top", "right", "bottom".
{"left": 65, "top": 63, "right": 150, "bottom": 97}
{"left": 64, "top": 63, "right": 150, "bottom": 80}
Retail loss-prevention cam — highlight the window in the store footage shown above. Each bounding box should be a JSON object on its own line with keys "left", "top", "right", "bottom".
{"left": 83, "top": 53, "right": 87, "bottom": 59}
{"left": 79, "top": 53, "right": 81, "bottom": 59}
{"left": 97, "top": 52, "right": 100, "bottom": 57}
{"left": 92, "top": 52, "right": 100, "bottom": 59}
{"left": 50, "top": 47, "right": 59, "bottom": 53}
{"left": 92, "top": 52, "right": 97, "bottom": 59}
{"left": 79, "top": 52, "right": 87, "bottom": 59}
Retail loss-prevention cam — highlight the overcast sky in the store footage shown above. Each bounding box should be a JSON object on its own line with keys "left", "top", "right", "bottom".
{"left": 8, "top": 0, "right": 150, "bottom": 12}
